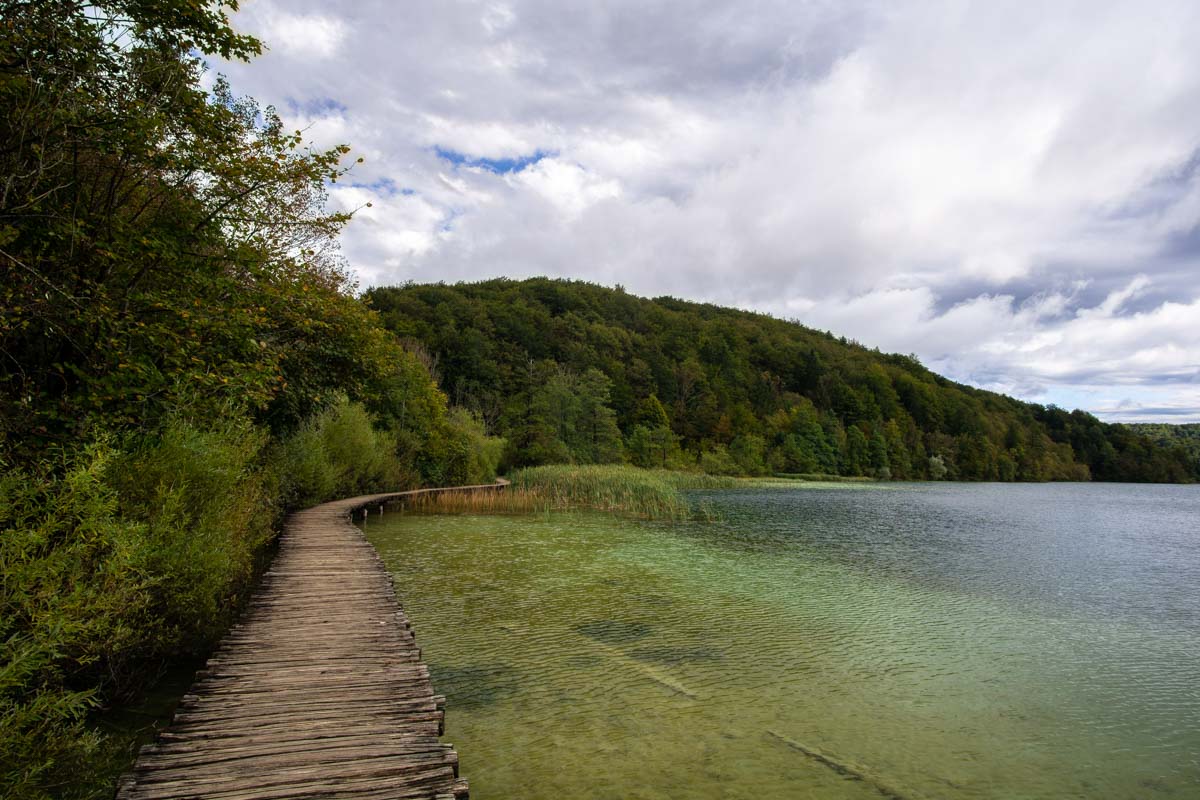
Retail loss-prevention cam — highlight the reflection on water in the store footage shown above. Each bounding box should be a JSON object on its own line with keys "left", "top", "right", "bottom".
{"left": 363, "top": 482, "right": 1200, "bottom": 799}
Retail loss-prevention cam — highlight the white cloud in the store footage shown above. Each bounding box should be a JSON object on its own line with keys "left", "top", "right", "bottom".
{"left": 217, "top": 0, "right": 1200, "bottom": 421}
{"left": 252, "top": 11, "right": 347, "bottom": 60}
{"left": 509, "top": 159, "right": 621, "bottom": 220}
{"left": 785, "top": 278, "right": 1200, "bottom": 412}
{"left": 480, "top": 4, "right": 517, "bottom": 37}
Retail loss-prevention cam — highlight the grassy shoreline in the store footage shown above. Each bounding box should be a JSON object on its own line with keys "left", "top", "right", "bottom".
{"left": 401, "top": 465, "right": 737, "bottom": 520}
{"left": 771, "top": 472, "right": 880, "bottom": 482}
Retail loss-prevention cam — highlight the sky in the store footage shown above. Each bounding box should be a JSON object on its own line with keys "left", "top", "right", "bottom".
{"left": 216, "top": 1, "right": 1200, "bottom": 422}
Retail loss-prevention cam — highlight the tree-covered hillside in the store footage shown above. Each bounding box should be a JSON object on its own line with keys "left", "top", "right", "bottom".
{"left": 1125, "top": 423, "right": 1200, "bottom": 470}
{"left": 368, "top": 278, "right": 1197, "bottom": 483}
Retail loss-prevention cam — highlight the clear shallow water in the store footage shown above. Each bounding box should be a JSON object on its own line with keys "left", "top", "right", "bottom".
{"left": 362, "top": 483, "right": 1200, "bottom": 799}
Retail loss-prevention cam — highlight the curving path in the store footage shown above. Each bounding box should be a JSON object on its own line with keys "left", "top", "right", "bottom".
{"left": 116, "top": 483, "right": 505, "bottom": 800}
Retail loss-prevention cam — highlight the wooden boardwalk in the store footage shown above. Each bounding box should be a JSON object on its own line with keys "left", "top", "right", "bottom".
{"left": 116, "top": 487, "right": 500, "bottom": 800}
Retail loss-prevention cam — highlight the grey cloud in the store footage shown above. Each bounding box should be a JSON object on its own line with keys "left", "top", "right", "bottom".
{"left": 1105, "top": 406, "right": 1200, "bottom": 418}
{"left": 220, "top": 0, "right": 1200, "bottom": 422}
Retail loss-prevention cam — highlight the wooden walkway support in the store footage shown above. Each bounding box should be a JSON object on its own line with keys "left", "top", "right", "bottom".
{"left": 117, "top": 484, "right": 504, "bottom": 800}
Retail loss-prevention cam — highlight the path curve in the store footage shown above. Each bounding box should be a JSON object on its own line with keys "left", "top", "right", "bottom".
{"left": 116, "top": 482, "right": 506, "bottom": 800}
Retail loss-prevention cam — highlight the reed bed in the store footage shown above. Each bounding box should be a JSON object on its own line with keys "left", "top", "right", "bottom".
{"left": 400, "top": 465, "right": 734, "bottom": 520}
{"left": 401, "top": 487, "right": 551, "bottom": 515}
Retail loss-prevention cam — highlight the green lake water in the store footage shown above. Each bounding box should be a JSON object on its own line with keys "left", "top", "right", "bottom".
{"left": 361, "top": 482, "right": 1200, "bottom": 799}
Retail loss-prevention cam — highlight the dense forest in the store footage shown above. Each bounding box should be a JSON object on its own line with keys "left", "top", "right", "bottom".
{"left": 0, "top": 4, "right": 499, "bottom": 797}
{"left": 1125, "top": 423, "right": 1200, "bottom": 466}
{"left": 367, "top": 279, "right": 1199, "bottom": 484}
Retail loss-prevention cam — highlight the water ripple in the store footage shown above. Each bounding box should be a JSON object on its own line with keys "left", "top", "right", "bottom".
{"left": 366, "top": 483, "right": 1200, "bottom": 800}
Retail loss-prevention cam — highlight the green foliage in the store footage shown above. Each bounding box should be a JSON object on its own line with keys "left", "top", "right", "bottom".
{"left": 763, "top": 401, "right": 840, "bottom": 475}
{"left": 1, "top": 412, "right": 278, "bottom": 798}
{"left": 868, "top": 429, "right": 890, "bottom": 479}
{"left": 501, "top": 363, "right": 623, "bottom": 469}
{"left": 625, "top": 424, "right": 683, "bottom": 470}
{"left": 0, "top": 3, "right": 509, "bottom": 796}
{"left": 273, "top": 396, "right": 504, "bottom": 509}
{"left": 2, "top": 390, "right": 499, "bottom": 797}
{"left": 1036, "top": 408, "right": 1192, "bottom": 483}
{"left": 1123, "top": 423, "right": 1200, "bottom": 477}
{"left": 274, "top": 396, "right": 404, "bottom": 508}
{"left": 110, "top": 416, "right": 274, "bottom": 654}
{"left": 420, "top": 408, "right": 506, "bottom": 488}
{"left": 729, "top": 434, "right": 768, "bottom": 476}
{"left": 699, "top": 445, "right": 740, "bottom": 475}
{"left": 367, "top": 278, "right": 1193, "bottom": 483}
{"left": 1, "top": 446, "right": 136, "bottom": 798}
{"left": 452, "top": 408, "right": 506, "bottom": 484}
{"left": 0, "top": 0, "right": 376, "bottom": 459}
{"left": 882, "top": 420, "right": 912, "bottom": 479}
{"left": 635, "top": 395, "right": 672, "bottom": 429}
{"left": 842, "top": 426, "right": 869, "bottom": 476}
{"left": 573, "top": 370, "right": 625, "bottom": 464}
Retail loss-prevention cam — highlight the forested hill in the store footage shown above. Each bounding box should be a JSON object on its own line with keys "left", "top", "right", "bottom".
{"left": 367, "top": 278, "right": 1197, "bottom": 483}
{"left": 1126, "top": 423, "right": 1200, "bottom": 468}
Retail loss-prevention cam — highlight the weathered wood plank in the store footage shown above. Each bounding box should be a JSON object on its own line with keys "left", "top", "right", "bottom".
{"left": 115, "top": 486, "right": 503, "bottom": 800}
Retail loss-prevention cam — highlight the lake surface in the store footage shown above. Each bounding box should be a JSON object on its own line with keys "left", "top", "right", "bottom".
{"left": 362, "top": 483, "right": 1200, "bottom": 799}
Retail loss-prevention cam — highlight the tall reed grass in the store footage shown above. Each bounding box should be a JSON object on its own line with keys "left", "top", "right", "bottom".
{"left": 401, "top": 465, "right": 735, "bottom": 520}
{"left": 402, "top": 487, "right": 549, "bottom": 515}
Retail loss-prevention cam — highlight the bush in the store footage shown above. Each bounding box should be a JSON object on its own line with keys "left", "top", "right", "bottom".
{"left": 274, "top": 396, "right": 409, "bottom": 508}
{"left": 419, "top": 409, "right": 505, "bottom": 487}
{"left": 700, "top": 445, "right": 740, "bottom": 475}
{"left": 2, "top": 414, "right": 277, "bottom": 799}
{"left": 1, "top": 396, "right": 502, "bottom": 799}
{"left": 1, "top": 444, "right": 144, "bottom": 798}
{"left": 110, "top": 415, "right": 275, "bottom": 655}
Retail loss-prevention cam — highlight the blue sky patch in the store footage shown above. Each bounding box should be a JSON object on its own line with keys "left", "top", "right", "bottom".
{"left": 435, "top": 146, "right": 552, "bottom": 174}
{"left": 350, "top": 177, "right": 414, "bottom": 197}
{"left": 286, "top": 96, "right": 348, "bottom": 116}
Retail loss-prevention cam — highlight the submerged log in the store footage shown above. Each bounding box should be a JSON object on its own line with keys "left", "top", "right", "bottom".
{"left": 765, "top": 729, "right": 917, "bottom": 800}
{"left": 580, "top": 634, "right": 700, "bottom": 700}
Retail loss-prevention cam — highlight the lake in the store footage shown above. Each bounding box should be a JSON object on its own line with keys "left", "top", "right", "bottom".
{"left": 362, "top": 482, "right": 1200, "bottom": 799}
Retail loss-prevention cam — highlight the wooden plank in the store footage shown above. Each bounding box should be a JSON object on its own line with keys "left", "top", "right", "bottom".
{"left": 138, "top": 732, "right": 454, "bottom": 762}
{"left": 115, "top": 485, "right": 506, "bottom": 800}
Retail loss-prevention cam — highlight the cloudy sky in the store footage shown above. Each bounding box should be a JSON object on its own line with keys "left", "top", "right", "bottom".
{"left": 216, "top": 0, "right": 1200, "bottom": 422}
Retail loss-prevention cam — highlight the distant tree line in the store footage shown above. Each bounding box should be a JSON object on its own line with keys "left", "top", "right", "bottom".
{"left": 367, "top": 278, "right": 1199, "bottom": 484}
{"left": 1124, "top": 423, "right": 1200, "bottom": 471}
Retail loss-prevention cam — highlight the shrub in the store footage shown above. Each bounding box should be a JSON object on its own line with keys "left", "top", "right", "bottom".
{"left": 419, "top": 409, "right": 505, "bottom": 487}
{"left": 0, "top": 397, "right": 503, "bottom": 798}
{"left": 274, "top": 396, "right": 409, "bottom": 508}
{"left": 700, "top": 445, "right": 740, "bottom": 476}
{"left": 1, "top": 444, "right": 159, "bottom": 798}
{"left": 110, "top": 415, "right": 275, "bottom": 655}
{"left": 1, "top": 414, "right": 278, "bottom": 799}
